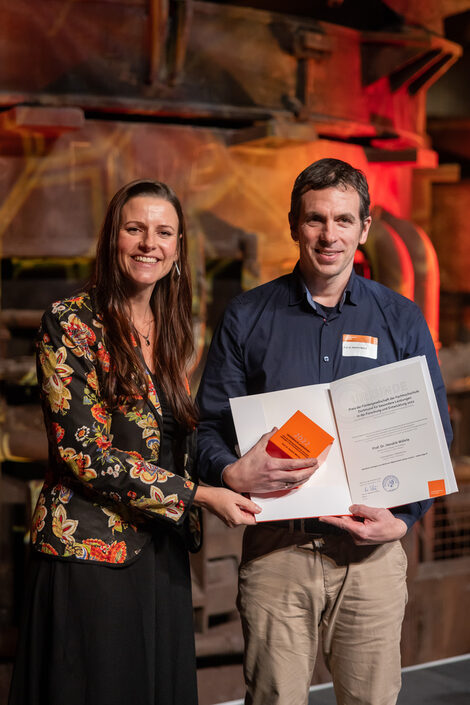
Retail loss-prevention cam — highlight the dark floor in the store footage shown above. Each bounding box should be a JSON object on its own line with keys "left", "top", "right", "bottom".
{"left": 306, "top": 654, "right": 470, "bottom": 705}
{"left": 206, "top": 654, "right": 470, "bottom": 705}
{"left": 3, "top": 653, "right": 469, "bottom": 704}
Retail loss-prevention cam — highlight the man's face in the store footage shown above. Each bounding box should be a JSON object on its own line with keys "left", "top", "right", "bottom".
{"left": 291, "top": 186, "right": 371, "bottom": 290}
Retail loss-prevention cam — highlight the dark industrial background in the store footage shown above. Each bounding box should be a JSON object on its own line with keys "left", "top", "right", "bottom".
{"left": 1, "top": 2, "right": 470, "bottom": 703}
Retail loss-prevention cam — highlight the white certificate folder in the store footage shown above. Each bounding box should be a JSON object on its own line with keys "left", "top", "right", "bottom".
{"left": 229, "top": 356, "right": 457, "bottom": 522}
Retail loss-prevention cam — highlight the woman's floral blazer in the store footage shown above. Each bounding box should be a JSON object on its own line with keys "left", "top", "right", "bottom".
{"left": 32, "top": 292, "right": 202, "bottom": 565}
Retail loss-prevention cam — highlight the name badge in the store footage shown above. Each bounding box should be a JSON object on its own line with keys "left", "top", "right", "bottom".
{"left": 342, "top": 334, "right": 378, "bottom": 359}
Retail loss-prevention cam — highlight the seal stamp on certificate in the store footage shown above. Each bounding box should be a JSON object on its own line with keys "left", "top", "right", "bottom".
{"left": 382, "top": 475, "right": 399, "bottom": 492}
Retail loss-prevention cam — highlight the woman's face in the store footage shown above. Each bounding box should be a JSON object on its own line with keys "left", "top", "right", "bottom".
{"left": 117, "top": 195, "right": 180, "bottom": 295}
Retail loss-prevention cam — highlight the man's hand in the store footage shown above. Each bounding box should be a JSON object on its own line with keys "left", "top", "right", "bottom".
{"left": 319, "top": 504, "right": 407, "bottom": 545}
{"left": 222, "top": 429, "right": 318, "bottom": 493}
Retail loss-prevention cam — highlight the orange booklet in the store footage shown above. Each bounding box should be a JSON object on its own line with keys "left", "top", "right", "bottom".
{"left": 267, "top": 410, "right": 334, "bottom": 467}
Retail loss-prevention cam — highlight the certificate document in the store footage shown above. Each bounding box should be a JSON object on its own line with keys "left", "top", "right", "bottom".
{"left": 229, "top": 356, "right": 457, "bottom": 521}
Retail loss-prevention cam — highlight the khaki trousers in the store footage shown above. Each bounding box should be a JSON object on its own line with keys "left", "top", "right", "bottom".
{"left": 237, "top": 526, "right": 408, "bottom": 705}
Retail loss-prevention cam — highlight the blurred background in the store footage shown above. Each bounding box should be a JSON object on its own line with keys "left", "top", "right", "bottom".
{"left": 0, "top": 1, "right": 470, "bottom": 702}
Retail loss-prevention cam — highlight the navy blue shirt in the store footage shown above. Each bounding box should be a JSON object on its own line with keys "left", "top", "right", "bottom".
{"left": 196, "top": 265, "right": 453, "bottom": 530}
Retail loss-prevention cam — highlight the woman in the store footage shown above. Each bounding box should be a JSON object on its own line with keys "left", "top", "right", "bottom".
{"left": 9, "top": 179, "right": 260, "bottom": 705}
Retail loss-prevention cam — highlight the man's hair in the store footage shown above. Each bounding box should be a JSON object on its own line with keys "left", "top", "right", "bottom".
{"left": 289, "top": 158, "right": 370, "bottom": 229}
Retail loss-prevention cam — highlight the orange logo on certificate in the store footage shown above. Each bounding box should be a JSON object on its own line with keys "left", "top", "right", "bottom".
{"left": 428, "top": 479, "right": 446, "bottom": 497}
{"left": 342, "top": 334, "right": 378, "bottom": 359}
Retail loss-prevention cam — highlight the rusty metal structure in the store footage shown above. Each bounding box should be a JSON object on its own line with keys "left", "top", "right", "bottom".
{"left": 1, "top": 1, "right": 470, "bottom": 701}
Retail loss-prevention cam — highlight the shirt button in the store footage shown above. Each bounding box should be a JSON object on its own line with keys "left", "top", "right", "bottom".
{"left": 323, "top": 355, "right": 330, "bottom": 362}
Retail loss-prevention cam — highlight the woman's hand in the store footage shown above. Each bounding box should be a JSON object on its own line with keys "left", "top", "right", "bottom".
{"left": 193, "top": 485, "right": 261, "bottom": 527}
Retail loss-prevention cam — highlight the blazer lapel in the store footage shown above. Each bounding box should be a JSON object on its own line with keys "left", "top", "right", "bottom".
{"left": 134, "top": 346, "right": 163, "bottom": 436}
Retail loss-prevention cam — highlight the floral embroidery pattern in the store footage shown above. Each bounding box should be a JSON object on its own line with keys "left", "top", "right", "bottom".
{"left": 52, "top": 422, "right": 65, "bottom": 443}
{"left": 31, "top": 494, "right": 47, "bottom": 544}
{"left": 123, "top": 408, "right": 160, "bottom": 459}
{"left": 127, "top": 454, "right": 172, "bottom": 485}
{"left": 96, "top": 342, "right": 110, "bottom": 372}
{"left": 86, "top": 369, "right": 99, "bottom": 392}
{"left": 80, "top": 539, "right": 127, "bottom": 563}
{"left": 52, "top": 503, "right": 79, "bottom": 543}
{"left": 39, "top": 345, "right": 73, "bottom": 414}
{"left": 131, "top": 485, "right": 182, "bottom": 520}
{"left": 59, "top": 446, "right": 97, "bottom": 482}
{"left": 61, "top": 314, "right": 96, "bottom": 361}
{"left": 58, "top": 486, "right": 73, "bottom": 503}
{"left": 101, "top": 506, "right": 129, "bottom": 534}
{"left": 91, "top": 403, "right": 107, "bottom": 424}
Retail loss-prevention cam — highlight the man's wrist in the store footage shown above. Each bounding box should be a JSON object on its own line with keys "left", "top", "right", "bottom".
{"left": 394, "top": 517, "right": 408, "bottom": 540}
{"left": 222, "top": 461, "right": 248, "bottom": 493}
{"left": 221, "top": 462, "right": 236, "bottom": 490}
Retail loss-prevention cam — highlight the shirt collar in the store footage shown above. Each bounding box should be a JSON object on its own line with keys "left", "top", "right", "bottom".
{"left": 289, "top": 262, "right": 358, "bottom": 311}
{"left": 288, "top": 262, "right": 306, "bottom": 306}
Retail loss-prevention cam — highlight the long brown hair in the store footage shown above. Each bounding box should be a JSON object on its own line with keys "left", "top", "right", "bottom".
{"left": 90, "top": 179, "right": 197, "bottom": 429}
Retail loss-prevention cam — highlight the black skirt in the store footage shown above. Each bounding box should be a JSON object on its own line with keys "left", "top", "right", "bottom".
{"left": 8, "top": 527, "right": 198, "bottom": 705}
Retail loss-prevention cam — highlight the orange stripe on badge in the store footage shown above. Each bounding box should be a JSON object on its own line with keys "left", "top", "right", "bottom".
{"left": 343, "top": 334, "right": 378, "bottom": 345}
{"left": 428, "top": 479, "right": 446, "bottom": 497}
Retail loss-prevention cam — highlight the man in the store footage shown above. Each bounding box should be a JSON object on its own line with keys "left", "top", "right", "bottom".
{"left": 196, "top": 158, "right": 452, "bottom": 705}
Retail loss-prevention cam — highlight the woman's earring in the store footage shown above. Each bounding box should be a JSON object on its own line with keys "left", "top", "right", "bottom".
{"left": 174, "top": 261, "right": 181, "bottom": 277}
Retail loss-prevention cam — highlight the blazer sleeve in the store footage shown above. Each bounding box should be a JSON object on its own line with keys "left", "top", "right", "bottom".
{"left": 38, "top": 304, "right": 197, "bottom": 526}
